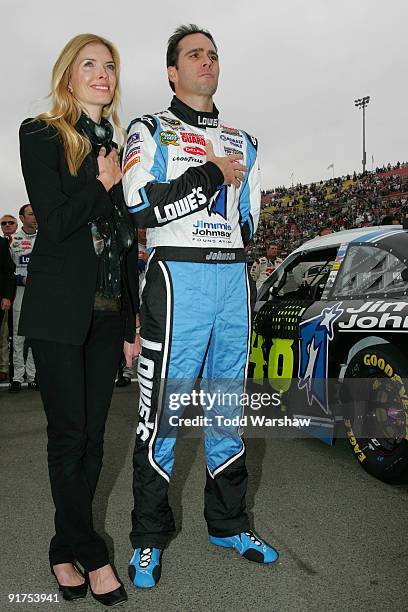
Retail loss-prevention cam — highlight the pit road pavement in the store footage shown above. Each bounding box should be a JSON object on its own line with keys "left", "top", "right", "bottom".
{"left": 1, "top": 384, "right": 407, "bottom": 611}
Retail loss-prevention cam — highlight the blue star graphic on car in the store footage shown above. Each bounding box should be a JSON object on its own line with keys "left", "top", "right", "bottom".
{"left": 298, "top": 303, "right": 343, "bottom": 412}
{"left": 208, "top": 186, "right": 228, "bottom": 219}
{"left": 301, "top": 338, "right": 320, "bottom": 400}
{"left": 319, "top": 304, "right": 343, "bottom": 336}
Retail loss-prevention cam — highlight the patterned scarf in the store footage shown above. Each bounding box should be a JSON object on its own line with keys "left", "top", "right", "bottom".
{"left": 76, "top": 112, "right": 114, "bottom": 153}
{"left": 77, "top": 113, "right": 134, "bottom": 299}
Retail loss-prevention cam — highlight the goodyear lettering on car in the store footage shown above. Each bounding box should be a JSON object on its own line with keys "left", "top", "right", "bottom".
{"left": 343, "top": 421, "right": 367, "bottom": 462}
{"left": 363, "top": 353, "right": 408, "bottom": 426}
{"left": 351, "top": 351, "right": 408, "bottom": 441}
{"left": 363, "top": 353, "right": 395, "bottom": 377}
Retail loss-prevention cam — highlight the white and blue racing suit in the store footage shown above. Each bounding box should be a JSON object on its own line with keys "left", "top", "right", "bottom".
{"left": 10, "top": 228, "right": 37, "bottom": 383}
{"left": 123, "top": 96, "right": 260, "bottom": 548}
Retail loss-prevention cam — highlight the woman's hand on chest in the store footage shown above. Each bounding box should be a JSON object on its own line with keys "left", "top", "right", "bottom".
{"left": 97, "top": 147, "right": 122, "bottom": 191}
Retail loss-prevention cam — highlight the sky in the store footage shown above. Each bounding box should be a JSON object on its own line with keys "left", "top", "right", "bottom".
{"left": 2, "top": 0, "right": 407, "bottom": 219}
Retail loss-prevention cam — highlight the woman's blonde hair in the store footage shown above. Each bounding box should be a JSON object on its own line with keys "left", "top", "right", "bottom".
{"left": 36, "top": 33, "right": 122, "bottom": 175}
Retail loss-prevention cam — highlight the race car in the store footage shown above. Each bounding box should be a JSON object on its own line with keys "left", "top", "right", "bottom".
{"left": 249, "top": 226, "right": 408, "bottom": 483}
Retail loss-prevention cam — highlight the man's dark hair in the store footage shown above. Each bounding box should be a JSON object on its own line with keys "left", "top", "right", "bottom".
{"left": 166, "top": 24, "right": 217, "bottom": 92}
{"left": 19, "top": 204, "right": 31, "bottom": 217}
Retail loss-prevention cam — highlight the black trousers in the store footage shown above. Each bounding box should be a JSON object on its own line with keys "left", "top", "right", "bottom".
{"left": 31, "top": 310, "right": 123, "bottom": 571}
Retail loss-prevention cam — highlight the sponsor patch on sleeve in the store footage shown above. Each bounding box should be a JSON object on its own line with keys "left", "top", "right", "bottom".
{"left": 124, "top": 146, "right": 141, "bottom": 166}
{"left": 127, "top": 132, "right": 141, "bottom": 147}
{"left": 124, "top": 155, "right": 141, "bottom": 174}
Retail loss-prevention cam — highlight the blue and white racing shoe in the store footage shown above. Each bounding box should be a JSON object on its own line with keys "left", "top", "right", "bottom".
{"left": 209, "top": 530, "right": 279, "bottom": 564}
{"left": 128, "top": 547, "right": 162, "bottom": 588}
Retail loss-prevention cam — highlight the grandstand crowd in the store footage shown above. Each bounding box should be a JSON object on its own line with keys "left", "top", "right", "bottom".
{"left": 249, "top": 161, "right": 408, "bottom": 260}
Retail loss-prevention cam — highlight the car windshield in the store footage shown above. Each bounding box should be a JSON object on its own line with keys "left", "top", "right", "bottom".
{"left": 332, "top": 244, "right": 408, "bottom": 298}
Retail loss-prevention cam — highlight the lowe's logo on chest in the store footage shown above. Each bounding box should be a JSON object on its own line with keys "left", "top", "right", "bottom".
{"left": 197, "top": 116, "right": 218, "bottom": 127}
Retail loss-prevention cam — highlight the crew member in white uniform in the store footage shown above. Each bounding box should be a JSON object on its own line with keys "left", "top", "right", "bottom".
{"left": 9, "top": 204, "right": 37, "bottom": 392}
{"left": 251, "top": 242, "right": 283, "bottom": 289}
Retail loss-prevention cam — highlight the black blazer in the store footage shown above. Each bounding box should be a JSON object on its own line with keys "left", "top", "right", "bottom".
{"left": 0, "top": 237, "right": 15, "bottom": 301}
{"left": 19, "top": 118, "right": 138, "bottom": 345}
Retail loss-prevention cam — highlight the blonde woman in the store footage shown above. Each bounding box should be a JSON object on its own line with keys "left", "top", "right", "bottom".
{"left": 19, "top": 34, "right": 139, "bottom": 607}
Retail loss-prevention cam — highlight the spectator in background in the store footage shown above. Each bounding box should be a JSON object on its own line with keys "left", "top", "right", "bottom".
{"left": 1, "top": 215, "right": 18, "bottom": 244}
{"left": 9, "top": 204, "right": 37, "bottom": 392}
{"left": 251, "top": 242, "right": 283, "bottom": 289}
{"left": 0, "top": 214, "right": 17, "bottom": 381}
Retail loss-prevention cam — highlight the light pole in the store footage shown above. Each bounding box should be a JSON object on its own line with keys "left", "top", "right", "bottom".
{"left": 354, "top": 96, "right": 370, "bottom": 173}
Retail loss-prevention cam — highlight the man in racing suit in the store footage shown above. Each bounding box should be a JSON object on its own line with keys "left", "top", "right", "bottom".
{"left": 251, "top": 242, "right": 283, "bottom": 289}
{"left": 9, "top": 204, "right": 37, "bottom": 392}
{"left": 123, "top": 24, "right": 278, "bottom": 588}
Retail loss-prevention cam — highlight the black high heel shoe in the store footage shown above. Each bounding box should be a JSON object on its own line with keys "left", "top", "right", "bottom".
{"left": 51, "top": 563, "right": 88, "bottom": 601}
{"left": 87, "top": 572, "right": 127, "bottom": 607}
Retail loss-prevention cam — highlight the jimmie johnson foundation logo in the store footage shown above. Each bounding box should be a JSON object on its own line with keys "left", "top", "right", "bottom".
{"left": 298, "top": 303, "right": 343, "bottom": 413}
